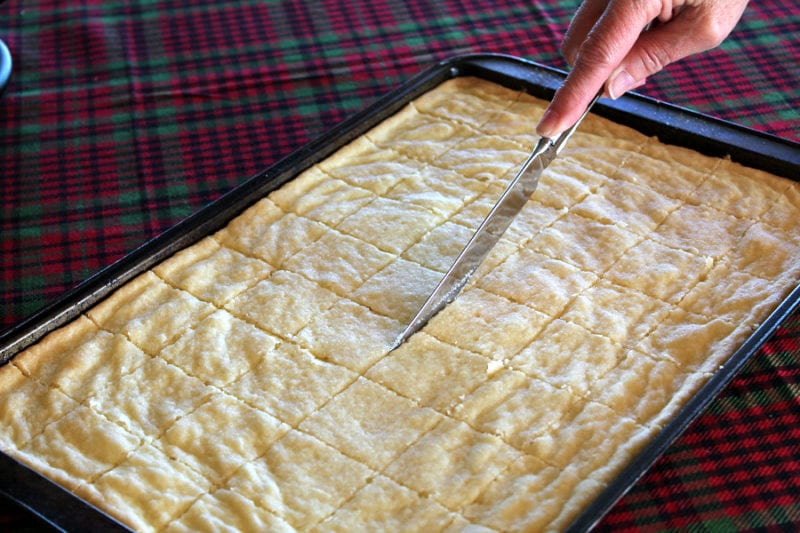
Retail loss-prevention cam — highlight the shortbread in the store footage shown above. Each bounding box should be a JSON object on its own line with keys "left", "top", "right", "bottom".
{"left": 2, "top": 76, "right": 799, "bottom": 532}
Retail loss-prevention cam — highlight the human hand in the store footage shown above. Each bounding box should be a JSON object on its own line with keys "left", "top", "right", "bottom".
{"left": 536, "top": 0, "right": 748, "bottom": 138}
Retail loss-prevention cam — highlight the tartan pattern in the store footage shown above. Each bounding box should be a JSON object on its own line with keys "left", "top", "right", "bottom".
{"left": 0, "top": 0, "right": 798, "bottom": 529}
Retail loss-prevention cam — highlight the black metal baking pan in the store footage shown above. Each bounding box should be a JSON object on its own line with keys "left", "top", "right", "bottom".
{"left": 1, "top": 53, "right": 799, "bottom": 532}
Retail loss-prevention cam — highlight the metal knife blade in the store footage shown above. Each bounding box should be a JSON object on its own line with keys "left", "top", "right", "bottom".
{"left": 390, "top": 93, "right": 600, "bottom": 350}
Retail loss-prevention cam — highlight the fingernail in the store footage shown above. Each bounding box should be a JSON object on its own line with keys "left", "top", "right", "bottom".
{"left": 608, "top": 69, "right": 636, "bottom": 100}
{"left": 536, "top": 107, "right": 560, "bottom": 138}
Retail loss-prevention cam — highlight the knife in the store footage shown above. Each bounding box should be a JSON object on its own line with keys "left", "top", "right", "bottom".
{"left": 390, "top": 92, "right": 601, "bottom": 350}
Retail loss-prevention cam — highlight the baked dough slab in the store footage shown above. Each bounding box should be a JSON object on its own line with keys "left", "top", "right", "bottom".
{"left": 227, "top": 341, "right": 356, "bottom": 426}
{"left": 159, "top": 309, "right": 281, "bottom": 388}
{"left": 312, "top": 474, "right": 457, "bottom": 532}
{"left": 299, "top": 377, "right": 442, "bottom": 471}
{"left": 18, "top": 405, "right": 141, "bottom": 492}
{"left": 87, "top": 272, "right": 216, "bottom": 355}
{"left": 2, "top": 75, "right": 800, "bottom": 532}
{"left": 225, "top": 429, "right": 373, "bottom": 529}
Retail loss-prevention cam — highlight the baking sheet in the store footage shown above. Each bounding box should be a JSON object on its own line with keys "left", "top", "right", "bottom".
{"left": 1, "top": 53, "right": 798, "bottom": 532}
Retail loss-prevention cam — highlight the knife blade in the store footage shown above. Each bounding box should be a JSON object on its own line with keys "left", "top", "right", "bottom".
{"left": 390, "top": 92, "right": 601, "bottom": 350}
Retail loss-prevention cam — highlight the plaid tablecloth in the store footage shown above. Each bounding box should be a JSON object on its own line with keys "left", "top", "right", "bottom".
{"left": 1, "top": 1, "right": 798, "bottom": 530}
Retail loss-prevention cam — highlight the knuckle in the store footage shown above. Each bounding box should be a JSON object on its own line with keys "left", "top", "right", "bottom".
{"left": 639, "top": 41, "right": 673, "bottom": 72}
{"left": 576, "top": 32, "right": 621, "bottom": 69}
{"left": 696, "top": 19, "right": 728, "bottom": 49}
{"left": 579, "top": 44, "right": 616, "bottom": 69}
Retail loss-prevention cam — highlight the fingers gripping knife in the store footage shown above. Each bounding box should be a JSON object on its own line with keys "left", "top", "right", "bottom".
{"left": 391, "top": 92, "right": 601, "bottom": 350}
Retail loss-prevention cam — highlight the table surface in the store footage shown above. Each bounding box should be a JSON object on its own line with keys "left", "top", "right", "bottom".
{"left": 1, "top": 1, "right": 799, "bottom": 531}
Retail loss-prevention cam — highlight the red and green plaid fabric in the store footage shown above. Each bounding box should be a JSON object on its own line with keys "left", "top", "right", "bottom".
{"left": 1, "top": 1, "right": 798, "bottom": 530}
